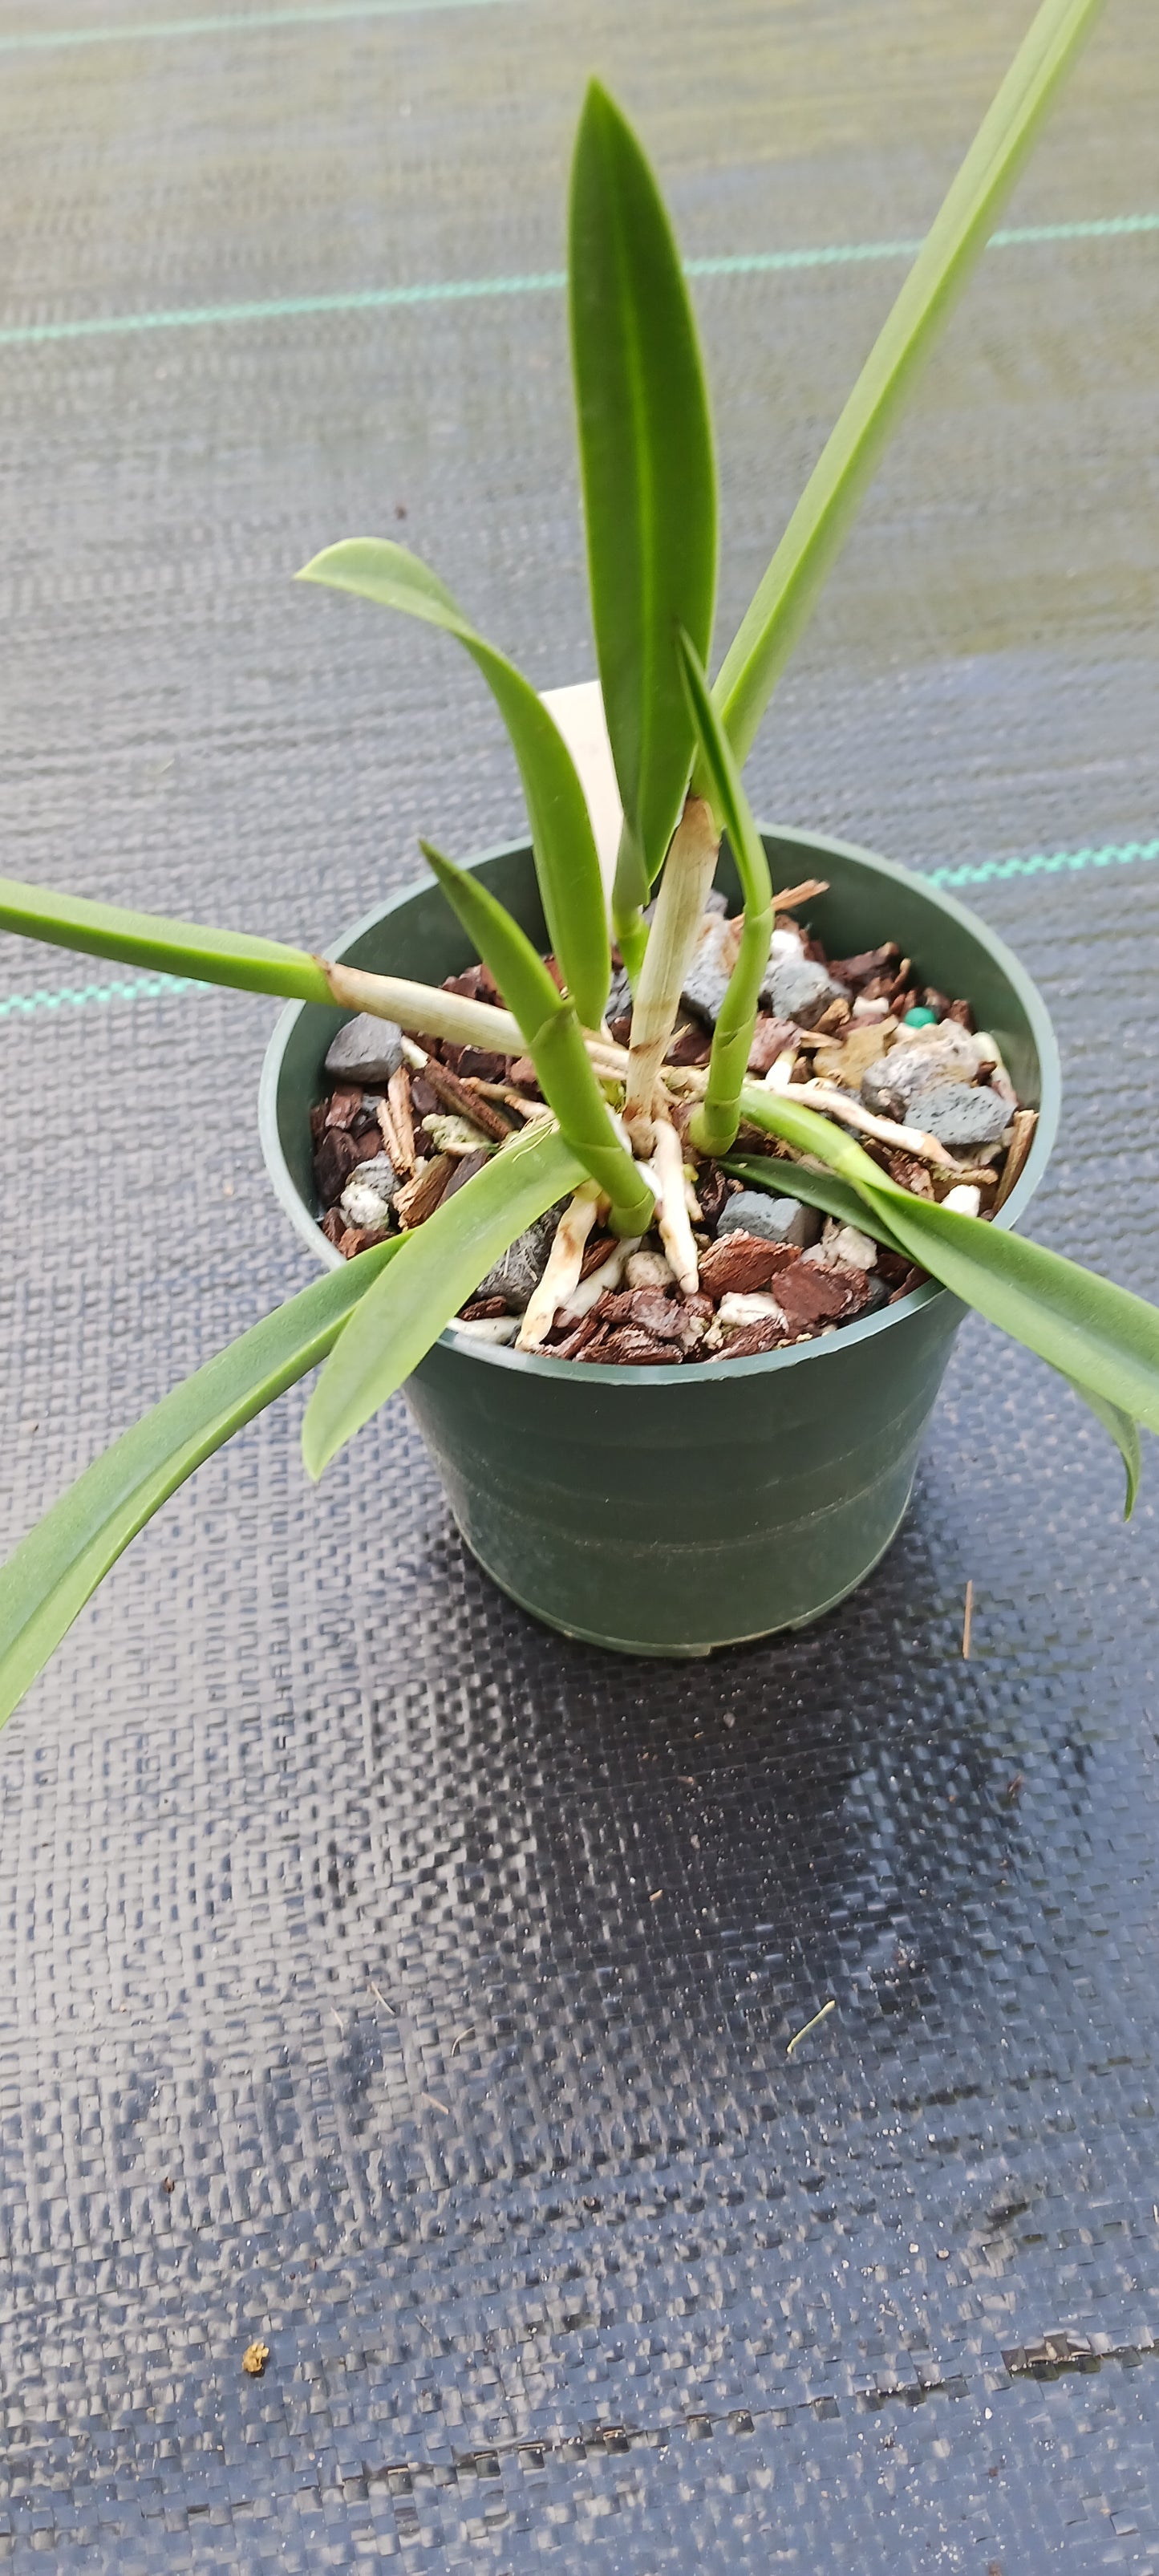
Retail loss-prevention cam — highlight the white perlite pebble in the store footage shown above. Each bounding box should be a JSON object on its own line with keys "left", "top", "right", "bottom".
{"left": 625, "top": 1249, "right": 675, "bottom": 1289}
{"left": 338, "top": 1155, "right": 398, "bottom": 1233}
{"left": 718, "top": 1291, "right": 787, "bottom": 1331}
{"left": 941, "top": 1183, "right": 981, "bottom": 1217}
{"left": 821, "top": 1219, "right": 878, "bottom": 1271}
{"left": 451, "top": 1315, "right": 520, "bottom": 1346}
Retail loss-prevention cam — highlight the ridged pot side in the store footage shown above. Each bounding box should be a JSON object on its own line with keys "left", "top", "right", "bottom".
{"left": 260, "top": 829, "right": 1060, "bottom": 1655}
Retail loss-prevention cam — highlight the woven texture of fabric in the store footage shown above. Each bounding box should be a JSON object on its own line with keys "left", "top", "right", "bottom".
{"left": 2, "top": 0, "right": 1158, "bottom": 2563}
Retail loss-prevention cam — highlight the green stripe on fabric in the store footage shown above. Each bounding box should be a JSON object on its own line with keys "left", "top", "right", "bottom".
{"left": 928, "top": 835, "right": 1159, "bottom": 890}
{"left": 4, "top": 838, "right": 1159, "bottom": 1025}
{"left": 0, "top": 974, "right": 208, "bottom": 1019}
{"left": 0, "top": 0, "right": 515, "bottom": 51}
{"left": 2, "top": 215, "right": 1156, "bottom": 351}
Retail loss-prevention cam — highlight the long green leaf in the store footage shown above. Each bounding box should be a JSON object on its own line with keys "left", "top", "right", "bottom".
{"left": 0, "top": 874, "right": 334, "bottom": 1003}
{"left": 711, "top": 0, "right": 1107, "bottom": 766}
{"left": 0, "top": 1242, "right": 400, "bottom": 1730}
{"left": 1069, "top": 1384, "right": 1141, "bottom": 1519}
{"left": 723, "top": 1143, "right": 1138, "bottom": 1511}
{"left": 297, "top": 538, "right": 610, "bottom": 1029}
{"left": 675, "top": 631, "right": 773, "bottom": 1157}
{"left": 303, "top": 1122, "right": 586, "bottom": 1476}
{"left": 738, "top": 1081, "right": 1159, "bottom": 1442}
{"left": 420, "top": 841, "right": 655, "bottom": 1236}
{"left": 569, "top": 80, "right": 717, "bottom": 933}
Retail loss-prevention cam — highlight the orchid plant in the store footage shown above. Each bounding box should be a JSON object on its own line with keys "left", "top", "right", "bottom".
{"left": 2, "top": 0, "right": 1148, "bottom": 1734}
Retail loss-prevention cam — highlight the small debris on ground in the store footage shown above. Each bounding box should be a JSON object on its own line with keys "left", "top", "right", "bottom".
{"left": 242, "top": 2341, "right": 269, "bottom": 2377}
{"left": 786, "top": 1999, "right": 836, "bottom": 2058}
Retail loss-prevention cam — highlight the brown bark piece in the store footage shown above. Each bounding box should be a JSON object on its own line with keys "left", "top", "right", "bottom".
{"left": 695, "top": 1162, "right": 731, "bottom": 1227}
{"left": 602, "top": 1327, "right": 682, "bottom": 1365}
{"left": 772, "top": 877, "right": 829, "bottom": 914}
{"left": 338, "top": 1226, "right": 385, "bottom": 1259}
{"left": 320, "top": 1207, "right": 346, "bottom": 1247}
{"left": 773, "top": 1260, "right": 869, "bottom": 1333}
{"left": 314, "top": 1127, "right": 363, "bottom": 1205}
{"left": 325, "top": 1085, "right": 363, "bottom": 1131}
{"left": 459, "top": 1296, "right": 509, "bottom": 1321}
{"left": 698, "top": 1233, "right": 800, "bottom": 1296}
{"left": 550, "top": 1312, "right": 607, "bottom": 1361}
{"left": 440, "top": 1149, "right": 492, "bottom": 1201}
{"left": 395, "top": 1155, "right": 453, "bottom": 1227}
{"left": 595, "top": 1288, "right": 695, "bottom": 1345}
{"left": 883, "top": 1151, "right": 936, "bottom": 1199}
{"left": 666, "top": 1024, "right": 713, "bottom": 1069}
{"left": 574, "top": 1325, "right": 614, "bottom": 1363}
{"left": 442, "top": 962, "right": 502, "bottom": 1006}
{"left": 442, "top": 1044, "right": 513, "bottom": 1082}
{"left": 888, "top": 1265, "right": 928, "bottom": 1303}
{"left": 578, "top": 1229, "right": 618, "bottom": 1282}
{"left": 423, "top": 1061, "right": 512, "bottom": 1142}
{"left": 946, "top": 997, "right": 977, "bottom": 1032}
{"left": 708, "top": 1320, "right": 790, "bottom": 1360}
{"left": 386, "top": 1069, "right": 416, "bottom": 1172}
{"left": 827, "top": 943, "right": 900, "bottom": 989}
{"left": 746, "top": 1016, "right": 797, "bottom": 1074}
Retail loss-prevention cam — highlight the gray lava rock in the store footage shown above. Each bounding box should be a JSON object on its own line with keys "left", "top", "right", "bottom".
{"left": 604, "top": 961, "right": 634, "bottom": 1023}
{"left": 338, "top": 1154, "right": 399, "bottom": 1234}
{"left": 761, "top": 953, "right": 847, "bottom": 1028}
{"left": 325, "top": 1012, "right": 403, "bottom": 1087}
{"left": 472, "top": 1212, "right": 557, "bottom": 1312}
{"left": 906, "top": 1079, "right": 1011, "bottom": 1148}
{"left": 718, "top": 1190, "right": 821, "bottom": 1249}
{"left": 861, "top": 1030, "right": 979, "bottom": 1117}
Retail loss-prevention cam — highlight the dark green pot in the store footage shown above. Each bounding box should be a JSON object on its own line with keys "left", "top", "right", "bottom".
{"left": 259, "top": 827, "right": 1059, "bottom": 1656}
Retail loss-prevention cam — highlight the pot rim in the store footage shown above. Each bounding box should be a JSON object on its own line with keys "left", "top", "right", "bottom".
{"left": 259, "top": 821, "right": 1060, "bottom": 1388}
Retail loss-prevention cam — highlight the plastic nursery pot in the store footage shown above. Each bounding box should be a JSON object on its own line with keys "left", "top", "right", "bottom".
{"left": 260, "top": 828, "right": 1060, "bottom": 1657}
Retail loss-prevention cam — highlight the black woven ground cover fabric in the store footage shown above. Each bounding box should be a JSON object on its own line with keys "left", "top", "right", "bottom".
{"left": 2, "top": 0, "right": 1159, "bottom": 2566}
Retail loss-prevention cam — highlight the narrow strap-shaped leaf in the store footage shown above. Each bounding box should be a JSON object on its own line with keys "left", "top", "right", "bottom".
{"left": 718, "top": 1146, "right": 1139, "bottom": 1511}
{"left": 303, "top": 1122, "right": 586, "bottom": 1476}
{"left": 738, "top": 1082, "right": 1159, "bottom": 1440}
{"left": 0, "top": 874, "right": 334, "bottom": 1003}
{"left": 675, "top": 631, "right": 772, "bottom": 1157}
{"left": 297, "top": 538, "right": 610, "bottom": 1029}
{"left": 421, "top": 841, "right": 655, "bottom": 1235}
{"left": 0, "top": 871, "right": 532, "bottom": 1057}
{"left": 1068, "top": 1383, "right": 1141, "bottom": 1519}
{"left": 0, "top": 1241, "right": 400, "bottom": 1730}
{"left": 711, "top": 0, "right": 1107, "bottom": 766}
{"left": 569, "top": 81, "right": 717, "bottom": 929}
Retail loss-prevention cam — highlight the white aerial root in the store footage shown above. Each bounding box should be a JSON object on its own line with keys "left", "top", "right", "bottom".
{"left": 557, "top": 1236, "right": 642, "bottom": 1323}
{"left": 517, "top": 1182, "right": 602, "bottom": 1352}
{"left": 650, "top": 1118, "right": 699, "bottom": 1295}
{"left": 778, "top": 1077, "right": 963, "bottom": 1171}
